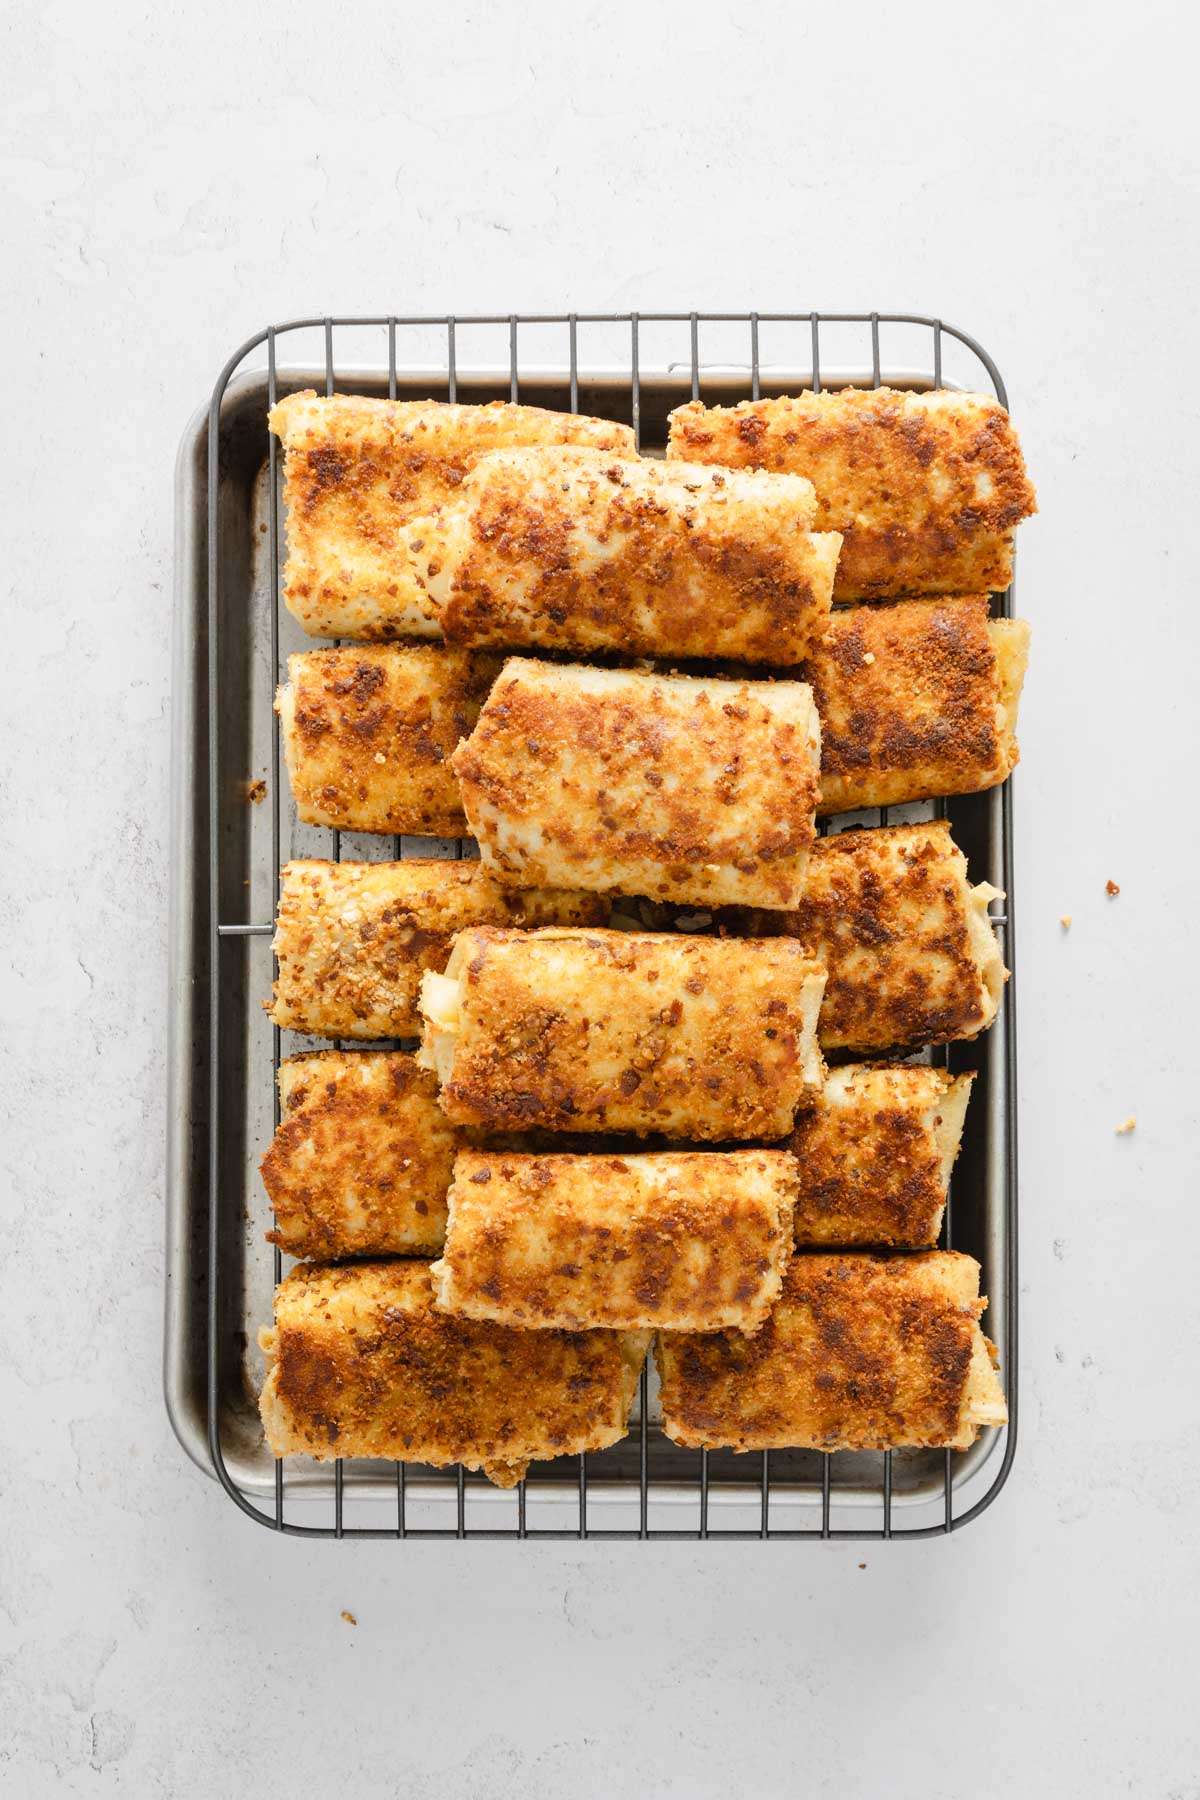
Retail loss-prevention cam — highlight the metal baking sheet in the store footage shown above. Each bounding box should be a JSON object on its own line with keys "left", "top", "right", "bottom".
{"left": 166, "top": 316, "right": 1018, "bottom": 1539}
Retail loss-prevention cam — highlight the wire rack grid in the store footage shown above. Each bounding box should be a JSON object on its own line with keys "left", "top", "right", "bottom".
{"left": 200, "top": 311, "right": 1019, "bottom": 1540}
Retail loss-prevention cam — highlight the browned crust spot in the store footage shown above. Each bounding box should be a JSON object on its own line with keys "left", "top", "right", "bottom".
{"left": 437, "top": 1147, "right": 797, "bottom": 1331}
{"left": 776, "top": 820, "right": 999, "bottom": 1050}
{"left": 433, "top": 926, "right": 825, "bottom": 1140}
{"left": 261, "top": 1259, "right": 644, "bottom": 1483}
{"left": 668, "top": 388, "right": 1036, "bottom": 601}
{"left": 261, "top": 1051, "right": 457, "bottom": 1258}
{"left": 803, "top": 595, "right": 1018, "bottom": 813}
{"left": 656, "top": 1252, "right": 987, "bottom": 1451}
{"left": 280, "top": 644, "right": 501, "bottom": 835}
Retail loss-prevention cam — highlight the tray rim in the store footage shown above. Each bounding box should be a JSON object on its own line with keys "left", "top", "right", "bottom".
{"left": 167, "top": 320, "right": 1020, "bottom": 1540}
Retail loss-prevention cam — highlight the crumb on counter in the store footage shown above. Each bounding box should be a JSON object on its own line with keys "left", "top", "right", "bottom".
{"left": 1060, "top": 914, "right": 1072, "bottom": 929}
{"left": 341, "top": 1610, "right": 357, "bottom": 1626}
{"left": 243, "top": 778, "right": 268, "bottom": 805}
{"left": 1105, "top": 879, "right": 1120, "bottom": 896}
{"left": 1115, "top": 1116, "right": 1136, "bottom": 1136}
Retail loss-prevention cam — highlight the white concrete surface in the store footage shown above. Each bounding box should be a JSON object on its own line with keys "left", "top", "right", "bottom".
{"left": 3, "top": 1, "right": 1198, "bottom": 1793}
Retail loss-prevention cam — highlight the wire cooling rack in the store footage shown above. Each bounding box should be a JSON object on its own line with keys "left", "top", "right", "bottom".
{"left": 177, "top": 311, "right": 1019, "bottom": 1539}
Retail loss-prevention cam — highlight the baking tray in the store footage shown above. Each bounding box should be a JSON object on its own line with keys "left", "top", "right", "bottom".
{"left": 166, "top": 313, "right": 1019, "bottom": 1538}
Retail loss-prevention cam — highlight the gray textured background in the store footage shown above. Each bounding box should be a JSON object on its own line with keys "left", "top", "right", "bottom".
{"left": 3, "top": 2, "right": 1197, "bottom": 1793}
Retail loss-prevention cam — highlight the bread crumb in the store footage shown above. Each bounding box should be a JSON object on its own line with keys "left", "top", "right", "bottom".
{"left": 858, "top": 1562, "right": 867, "bottom": 1569}
{"left": 862, "top": 651, "right": 875, "bottom": 665}
{"left": 1115, "top": 1116, "right": 1136, "bottom": 1135}
{"left": 1105, "top": 879, "right": 1120, "bottom": 896}
{"left": 341, "top": 1610, "right": 357, "bottom": 1626}
{"left": 1060, "top": 914, "right": 1072, "bottom": 929}
{"left": 374, "top": 752, "right": 386, "bottom": 765}
{"left": 243, "top": 778, "right": 267, "bottom": 805}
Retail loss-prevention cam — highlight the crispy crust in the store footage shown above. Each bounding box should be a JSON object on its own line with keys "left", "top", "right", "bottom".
{"left": 276, "top": 644, "right": 501, "bottom": 836}
{"left": 258, "top": 1260, "right": 649, "bottom": 1486}
{"left": 269, "top": 391, "right": 636, "bottom": 640}
{"left": 266, "top": 859, "right": 606, "bottom": 1040}
{"left": 655, "top": 1251, "right": 1007, "bottom": 1452}
{"left": 788, "top": 1063, "right": 973, "bottom": 1247}
{"left": 803, "top": 596, "right": 1031, "bottom": 814}
{"left": 432, "top": 1148, "right": 797, "bottom": 1333}
{"left": 413, "top": 445, "right": 839, "bottom": 664}
{"left": 780, "top": 821, "right": 1007, "bottom": 1050}
{"left": 453, "top": 658, "right": 822, "bottom": 909}
{"left": 261, "top": 1051, "right": 458, "bottom": 1257}
{"left": 667, "top": 387, "right": 1037, "bottom": 601}
{"left": 418, "top": 926, "right": 826, "bottom": 1139}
